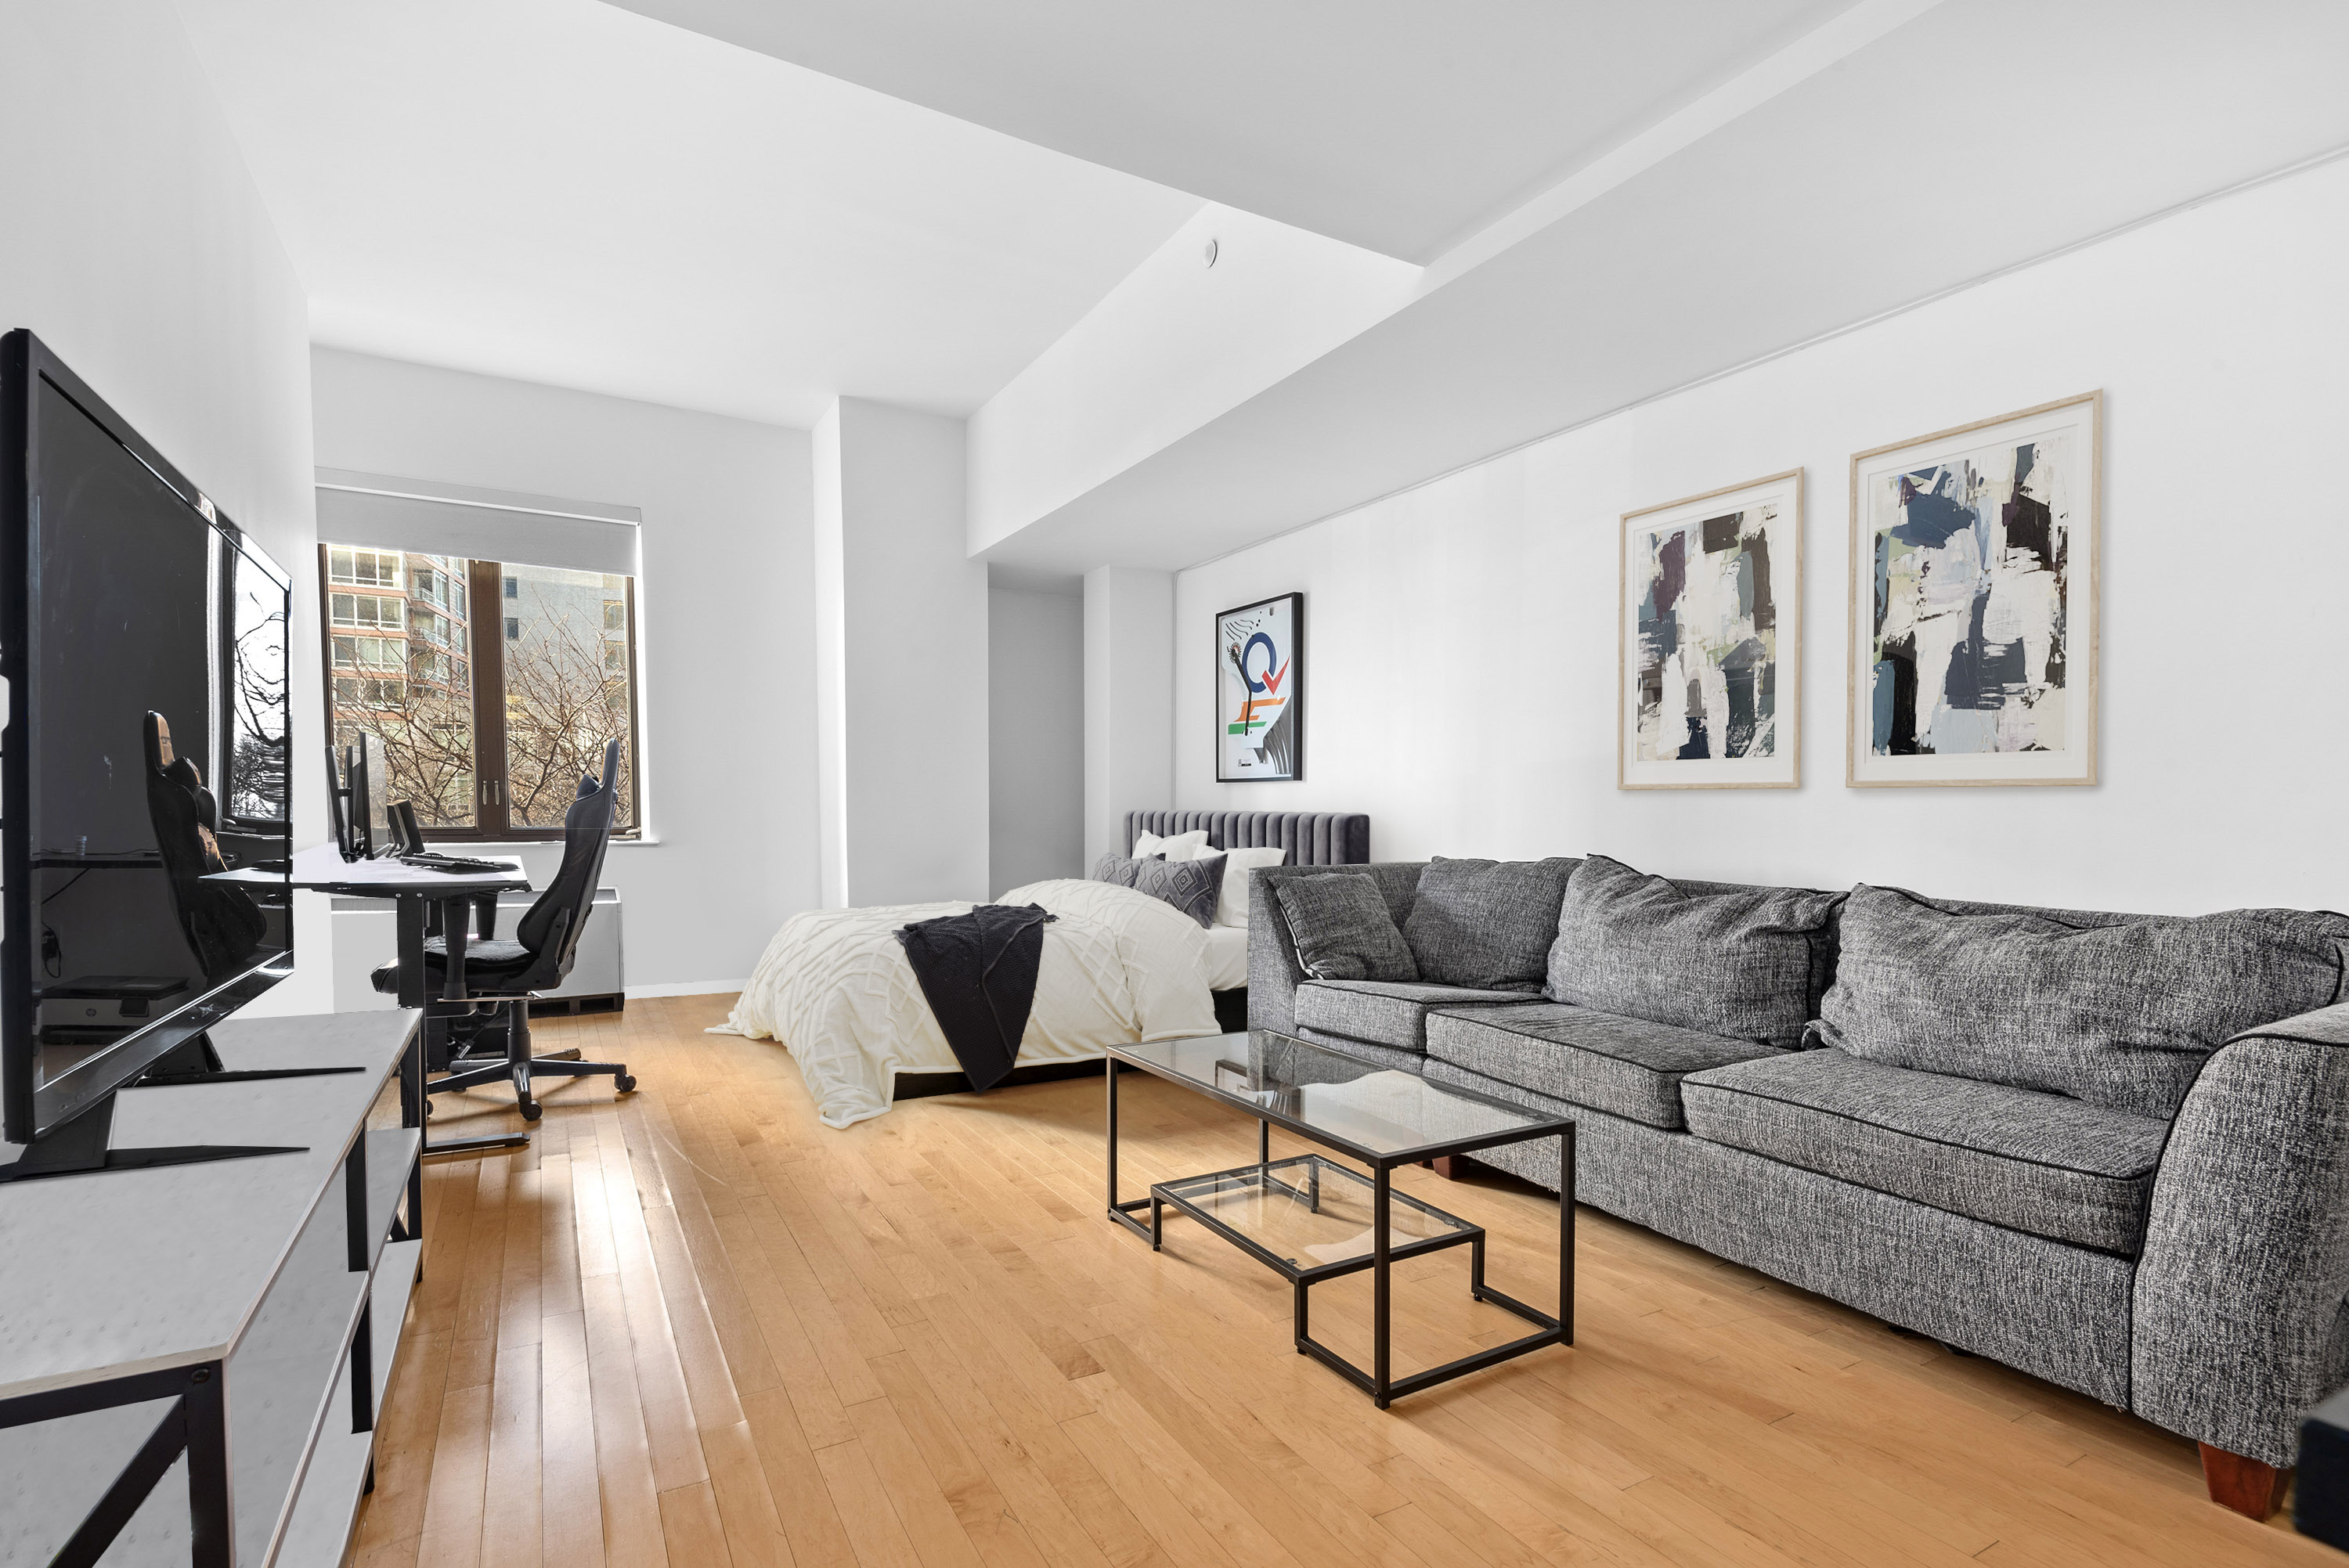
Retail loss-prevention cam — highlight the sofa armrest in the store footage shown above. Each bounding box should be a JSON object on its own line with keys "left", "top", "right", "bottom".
{"left": 2133, "top": 1001, "right": 2349, "bottom": 1465}
{"left": 1247, "top": 869, "right": 1315, "bottom": 1033}
{"left": 1246, "top": 862, "right": 1427, "bottom": 1034}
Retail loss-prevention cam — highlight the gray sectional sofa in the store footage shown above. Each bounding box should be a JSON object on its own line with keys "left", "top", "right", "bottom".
{"left": 1247, "top": 854, "right": 2349, "bottom": 1518}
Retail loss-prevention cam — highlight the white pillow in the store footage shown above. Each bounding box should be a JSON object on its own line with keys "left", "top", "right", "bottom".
{"left": 1132, "top": 828, "right": 1209, "bottom": 862}
{"left": 1214, "top": 845, "right": 1290, "bottom": 928}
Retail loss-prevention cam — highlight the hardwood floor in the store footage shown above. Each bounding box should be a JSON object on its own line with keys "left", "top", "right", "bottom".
{"left": 351, "top": 995, "right": 2333, "bottom": 1567}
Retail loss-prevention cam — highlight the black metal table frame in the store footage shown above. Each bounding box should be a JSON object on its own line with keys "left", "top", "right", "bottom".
{"left": 1105, "top": 1046, "right": 1575, "bottom": 1408}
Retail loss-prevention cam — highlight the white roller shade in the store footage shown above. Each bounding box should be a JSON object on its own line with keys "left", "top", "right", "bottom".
{"left": 316, "top": 468, "right": 640, "bottom": 576}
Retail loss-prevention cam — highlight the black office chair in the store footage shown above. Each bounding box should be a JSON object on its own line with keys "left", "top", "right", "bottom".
{"left": 371, "top": 737, "right": 635, "bottom": 1121}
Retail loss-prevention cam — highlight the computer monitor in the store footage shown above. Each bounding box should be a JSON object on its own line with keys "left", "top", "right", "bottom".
{"left": 326, "top": 733, "right": 393, "bottom": 860}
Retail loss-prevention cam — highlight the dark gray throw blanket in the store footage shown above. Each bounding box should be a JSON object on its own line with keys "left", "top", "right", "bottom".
{"left": 895, "top": 903, "right": 1057, "bottom": 1091}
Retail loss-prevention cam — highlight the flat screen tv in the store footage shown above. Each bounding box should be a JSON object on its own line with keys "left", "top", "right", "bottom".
{"left": 0, "top": 330, "right": 295, "bottom": 1153}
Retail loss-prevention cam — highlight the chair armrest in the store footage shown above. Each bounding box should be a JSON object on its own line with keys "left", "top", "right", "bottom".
{"left": 2133, "top": 1001, "right": 2349, "bottom": 1465}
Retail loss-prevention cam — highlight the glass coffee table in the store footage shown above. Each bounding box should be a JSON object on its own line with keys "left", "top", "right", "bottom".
{"left": 1106, "top": 1030, "right": 1574, "bottom": 1408}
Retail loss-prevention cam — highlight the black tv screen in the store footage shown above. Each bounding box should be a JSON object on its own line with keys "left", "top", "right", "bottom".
{"left": 2, "top": 331, "right": 294, "bottom": 1144}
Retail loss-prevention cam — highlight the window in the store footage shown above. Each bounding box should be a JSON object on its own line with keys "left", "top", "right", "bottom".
{"left": 331, "top": 634, "right": 403, "bottom": 670}
{"left": 319, "top": 545, "right": 640, "bottom": 838}
{"left": 328, "top": 547, "right": 402, "bottom": 591}
{"left": 330, "top": 591, "right": 403, "bottom": 631}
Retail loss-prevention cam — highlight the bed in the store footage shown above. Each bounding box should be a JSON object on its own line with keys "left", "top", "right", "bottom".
{"left": 715, "top": 810, "right": 1369, "bottom": 1127}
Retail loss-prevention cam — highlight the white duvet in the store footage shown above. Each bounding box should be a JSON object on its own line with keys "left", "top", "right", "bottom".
{"left": 712, "top": 878, "right": 1221, "bottom": 1127}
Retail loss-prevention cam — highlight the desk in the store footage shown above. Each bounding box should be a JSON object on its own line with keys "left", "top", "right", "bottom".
{"left": 225, "top": 845, "right": 536, "bottom": 1158}
{"left": 260, "top": 844, "right": 531, "bottom": 1008}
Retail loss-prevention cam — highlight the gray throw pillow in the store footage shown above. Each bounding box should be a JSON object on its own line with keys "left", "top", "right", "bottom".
{"left": 1090, "top": 852, "right": 1162, "bottom": 889}
{"left": 1820, "top": 884, "right": 2349, "bottom": 1117}
{"left": 1135, "top": 852, "right": 1225, "bottom": 928}
{"left": 1402, "top": 856, "right": 1575, "bottom": 990}
{"left": 1546, "top": 854, "right": 1842, "bottom": 1049}
{"left": 1276, "top": 874, "right": 1420, "bottom": 982}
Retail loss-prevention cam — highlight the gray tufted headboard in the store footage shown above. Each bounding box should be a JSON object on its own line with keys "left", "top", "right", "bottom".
{"left": 1124, "top": 810, "right": 1369, "bottom": 866}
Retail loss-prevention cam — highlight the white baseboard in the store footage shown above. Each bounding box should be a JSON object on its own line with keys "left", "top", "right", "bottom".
{"left": 623, "top": 979, "right": 749, "bottom": 1000}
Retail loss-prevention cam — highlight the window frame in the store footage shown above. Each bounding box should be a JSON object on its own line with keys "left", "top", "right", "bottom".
{"left": 317, "top": 546, "right": 643, "bottom": 842}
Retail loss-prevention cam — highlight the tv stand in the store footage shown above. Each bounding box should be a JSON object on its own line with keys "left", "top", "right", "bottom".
{"left": 0, "top": 1011, "right": 425, "bottom": 1565}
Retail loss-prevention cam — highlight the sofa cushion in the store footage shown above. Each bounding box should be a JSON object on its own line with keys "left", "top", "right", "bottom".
{"left": 1820, "top": 884, "right": 2349, "bottom": 1117}
{"left": 1424, "top": 1002, "right": 1785, "bottom": 1130}
{"left": 1294, "top": 980, "right": 1543, "bottom": 1052}
{"left": 1681, "top": 1049, "right": 2169, "bottom": 1254}
{"left": 1546, "top": 854, "right": 1843, "bottom": 1049}
{"left": 1400, "top": 856, "right": 1575, "bottom": 991}
{"left": 1276, "top": 874, "right": 1420, "bottom": 982}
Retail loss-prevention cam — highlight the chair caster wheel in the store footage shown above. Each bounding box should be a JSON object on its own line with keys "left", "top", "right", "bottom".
{"left": 519, "top": 1101, "right": 543, "bottom": 1123}
{"left": 615, "top": 1074, "right": 637, "bottom": 1094}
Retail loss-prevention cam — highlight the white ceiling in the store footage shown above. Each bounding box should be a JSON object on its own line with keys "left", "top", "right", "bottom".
{"left": 171, "top": 0, "right": 1200, "bottom": 426}
{"left": 977, "top": 0, "right": 2349, "bottom": 575}
{"left": 598, "top": 0, "right": 1856, "bottom": 263}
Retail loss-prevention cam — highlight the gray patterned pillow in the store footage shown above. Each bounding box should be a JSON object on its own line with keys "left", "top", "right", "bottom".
{"left": 1820, "top": 884, "right": 2349, "bottom": 1116}
{"left": 1090, "top": 849, "right": 1165, "bottom": 887}
{"left": 1090, "top": 852, "right": 1163, "bottom": 889}
{"left": 1402, "top": 856, "right": 1575, "bottom": 990}
{"left": 1276, "top": 874, "right": 1419, "bottom": 982}
{"left": 1135, "top": 852, "right": 1225, "bottom": 928}
{"left": 1546, "top": 854, "right": 1842, "bottom": 1049}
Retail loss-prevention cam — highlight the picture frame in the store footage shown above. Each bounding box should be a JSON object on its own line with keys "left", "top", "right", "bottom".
{"left": 1846, "top": 391, "right": 2101, "bottom": 788}
{"left": 1216, "top": 592, "right": 1304, "bottom": 782}
{"left": 1618, "top": 470, "right": 1802, "bottom": 790}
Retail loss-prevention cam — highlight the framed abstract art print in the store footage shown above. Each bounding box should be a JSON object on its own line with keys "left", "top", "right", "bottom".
{"left": 1847, "top": 391, "right": 2100, "bottom": 787}
{"left": 1618, "top": 470, "right": 1802, "bottom": 789}
{"left": 1217, "top": 592, "right": 1304, "bottom": 781}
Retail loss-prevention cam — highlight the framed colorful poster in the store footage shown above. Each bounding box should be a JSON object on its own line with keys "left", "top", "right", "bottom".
{"left": 1847, "top": 391, "right": 2100, "bottom": 787}
{"left": 1619, "top": 470, "right": 1802, "bottom": 789}
{"left": 1217, "top": 592, "right": 1303, "bottom": 781}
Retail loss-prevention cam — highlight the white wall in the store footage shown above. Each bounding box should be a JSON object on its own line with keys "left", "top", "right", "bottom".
{"left": 0, "top": 0, "right": 329, "bottom": 1013}
{"left": 1084, "top": 566, "right": 1174, "bottom": 866}
{"left": 310, "top": 348, "right": 817, "bottom": 991}
{"left": 812, "top": 397, "right": 989, "bottom": 907}
{"left": 988, "top": 584, "right": 1084, "bottom": 892}
{"left": 1174, "top": 154, "right": 2349, "bottom": 917}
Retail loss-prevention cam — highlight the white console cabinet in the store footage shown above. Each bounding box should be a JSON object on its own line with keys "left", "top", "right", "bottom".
{"left": 0, "top": 1011, "right": 423, "bottom": 1567}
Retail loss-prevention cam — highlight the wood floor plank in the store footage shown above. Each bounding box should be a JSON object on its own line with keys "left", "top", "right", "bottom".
{"left": 812, "top": 1436, "right": 929, "bottom": 1568}
{"left": 583, "top": 1269, "right": 672, "bottom": 1566}
{"left": 478, "top": 1337, "right": 543, "bottom": 1568}
{"left": 654, "top": 1480, "right": 733, "bottom": 1567}
{"left": 540, "top": 1309, "right": 607, "bottom": 1568}
{"left": 413, "top": 1379, "right": 492, "bottom": 1568}
{"left": 740, "top": 1386, "right": 864, "bottom": 1568}
{"left": 698, "top": 1417, "right": 798, "bottom": 1568}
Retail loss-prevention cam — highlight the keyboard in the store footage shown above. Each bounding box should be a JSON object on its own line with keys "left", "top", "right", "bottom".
{"left": 401, "top": 853, "right": 511, "bottom": 874}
